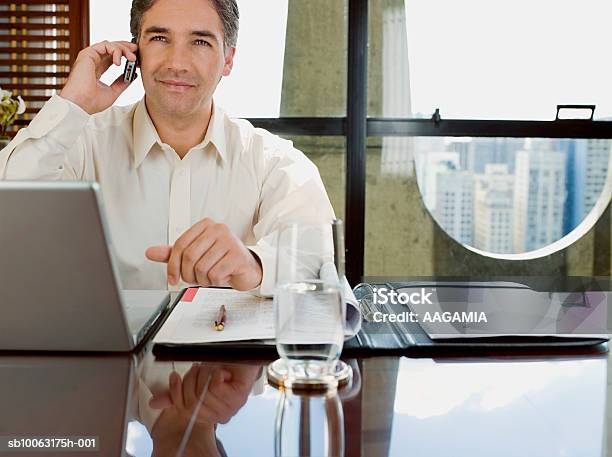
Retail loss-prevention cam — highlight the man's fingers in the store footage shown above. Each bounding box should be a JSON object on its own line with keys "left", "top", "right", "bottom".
{"left": 82, "top": 41, "right": 137, "bottom": 82}
{"left": 112, "top": 47, "right": 121, "bottom": 66}
{"left": 182, "top": 364, "right": 200, "bottom": 410}
{"left": 90, "top": 41, "right": 137, "bottom": 67}
{"left": 91, "top": 40, "right": 136, "bottom": 58}
{"left": 198, "top": 368, "right": 236, "bottom": 423}
{"left": 149, "top": 393, "right": 173, "bottom": 410}
{"left": 214, "top": 252, "right": 241, "bottom": 287}
{"left": 106, "top": 40, "right": 138, "bottom": 54}
{"left": 145, "top": 245, "right": 172, "bottom": 263}
{"left": 113, "top": 42, "right": 138, "bottom": 62}
{"left": 196, "top": 365, "right": 215, "bottom": 395}
{"left": 168, "top": 371, "right": 184, "bottom": 410}
{"left": 90, "top": 41, "right": 119, "bottom": 62}
{"left": 182, "top": 235, "right": 221, "bottom": 285}
{"left": 168, "top": 219, "right": 214, "bottom": 285}
{"left": 91, "top": 39, "right": 135, "bottom": 49}
{"left": 109, "top": 73, "right": 132, "bottom": 96}
{"left": 200, "top": 249, "right": 233, "bottom": 286}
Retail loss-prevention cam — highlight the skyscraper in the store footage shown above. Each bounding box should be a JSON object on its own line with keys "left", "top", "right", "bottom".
{"left": 474, "top": 164, "right": 514, "bottom": 253}
{"left": 435, "top": 166, "right": 474, "bottom": 246}
{"left": 416, "top": 150, "right": 460, "bottom": 212}
{"left": 513, "top": 143, "right": 567, "bottom": 252}
{"left": 569, "top": 139, "right": 611, "bottom": 231}
{"left": 465, "top": 138, "right": 524, "bottom": 174}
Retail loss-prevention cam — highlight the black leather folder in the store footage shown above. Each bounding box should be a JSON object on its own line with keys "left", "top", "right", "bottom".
{"left": 344, "top": 279, "right": 610, "bottom": 357}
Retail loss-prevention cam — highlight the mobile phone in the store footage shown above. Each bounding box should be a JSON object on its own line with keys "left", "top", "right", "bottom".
{"left": 123, "top": 39, "right": 139, "bottom": 83}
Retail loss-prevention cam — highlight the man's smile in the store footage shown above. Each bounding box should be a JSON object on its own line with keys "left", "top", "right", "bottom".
{"left": 157, "top": 79, "right": 197, "bottom": 92}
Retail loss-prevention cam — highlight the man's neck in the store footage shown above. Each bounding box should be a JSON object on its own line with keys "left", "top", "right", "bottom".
{"left": 145, "top": 97, "right": 213, "bottom": 159}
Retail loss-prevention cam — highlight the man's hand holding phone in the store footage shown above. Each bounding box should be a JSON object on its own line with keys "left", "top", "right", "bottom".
{"left": 59, "top": 40, "right": 138, "bottom": 115}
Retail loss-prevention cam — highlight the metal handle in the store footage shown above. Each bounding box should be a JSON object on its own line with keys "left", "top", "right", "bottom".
{"left": 556, "top": 104, "right": 595, "bottom": 121}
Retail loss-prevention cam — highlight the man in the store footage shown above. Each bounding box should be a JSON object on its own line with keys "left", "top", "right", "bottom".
{"left": 0, "top": 0, "right": 335, "bottom": 295}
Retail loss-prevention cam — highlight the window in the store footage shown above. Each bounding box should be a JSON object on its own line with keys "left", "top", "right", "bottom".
{"left": 23, "top": 0, "right": 611, "bottom": 281}
{"left": 365, "top": 0, "right": 611, "bottom": 276}
{"left": 370, "top": 0, "right": 612, "bottom": 120}
{"left": 1, "top": 0, "right": 89, "bottom": 136}
{"left": 445, "top": 137, "right": 607, "bottom": 253}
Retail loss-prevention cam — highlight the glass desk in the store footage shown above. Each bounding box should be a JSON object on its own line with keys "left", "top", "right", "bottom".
{"left": 0, "top": 344, "right": 608, "bottom": 457}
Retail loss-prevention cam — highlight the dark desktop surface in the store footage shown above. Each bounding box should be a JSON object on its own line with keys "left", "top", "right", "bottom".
{"left": 0, "top": 343, "right": 609, "bottom": 457}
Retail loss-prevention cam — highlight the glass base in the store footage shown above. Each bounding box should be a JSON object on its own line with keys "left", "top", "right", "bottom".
{"left": 267, "top": 359, "right": 352, "bottom": 392}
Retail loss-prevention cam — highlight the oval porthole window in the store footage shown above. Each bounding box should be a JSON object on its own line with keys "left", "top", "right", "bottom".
{"left": 415, "top": 137, "right": 611, "bottom": 256}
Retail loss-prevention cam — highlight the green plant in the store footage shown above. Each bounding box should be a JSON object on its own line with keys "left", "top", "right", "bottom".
{"left": 0, "top": 88, "right": 26, "bottom": 139}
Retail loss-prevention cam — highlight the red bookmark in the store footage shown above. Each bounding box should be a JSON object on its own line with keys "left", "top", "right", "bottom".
{"left": 182, "top": 287, "right": 198, "bottom": 302}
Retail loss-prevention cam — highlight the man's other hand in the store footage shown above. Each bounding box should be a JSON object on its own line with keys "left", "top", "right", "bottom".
{"left": 145, "top": 218, "right": 263, "bottom": 291}
{"left": 59, "top": 40, "right": 138, "bottom": 115}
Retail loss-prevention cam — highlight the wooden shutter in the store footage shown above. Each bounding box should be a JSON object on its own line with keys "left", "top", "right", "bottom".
{"left": 0, "top": 0, "right": 89, "bottom": 137}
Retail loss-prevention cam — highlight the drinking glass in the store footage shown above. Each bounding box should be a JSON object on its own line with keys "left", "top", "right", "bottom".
{"left": 274, "top": 223, "right": 345, "bottom": 386}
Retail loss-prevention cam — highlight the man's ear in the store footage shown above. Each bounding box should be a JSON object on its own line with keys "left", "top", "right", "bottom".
{"left": 222, "top": 47, "right": 236, "bottom": 77}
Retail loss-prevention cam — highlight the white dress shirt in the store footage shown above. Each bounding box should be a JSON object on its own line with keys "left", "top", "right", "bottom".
{"left": 0, "top": 95, "right": 335, "bottom": 294}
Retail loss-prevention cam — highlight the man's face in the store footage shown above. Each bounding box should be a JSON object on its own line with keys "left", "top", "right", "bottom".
{"left": 138, "top": 0, "right": 235, "bottom": 119}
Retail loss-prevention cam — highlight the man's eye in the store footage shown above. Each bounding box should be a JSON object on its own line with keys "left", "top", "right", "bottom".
{"left": 194, "top": 39, "right": 211, "bottom": 46}
{"left": 151, "top": 36, "right": 167, "bottom": 42}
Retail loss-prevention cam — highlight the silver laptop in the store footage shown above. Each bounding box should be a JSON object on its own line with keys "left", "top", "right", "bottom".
{"left": 0, "top": 181, "right": 171, "bottom": 351}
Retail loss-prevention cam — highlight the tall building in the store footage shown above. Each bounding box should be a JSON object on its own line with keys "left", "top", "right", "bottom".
{"left": 465, "top": 138, "right": 524, "bottom": 174}
{"left": 513, "top": 144, "right": 567, "bottom": 252}
{"left": 474, "top": 164, "right": 514, "bottom": 253}
{"left": 416, "top": 151, "right": 460, "bottom": 212}
{"left": 556, "top": 139, "right": 577, "bottom": 234}
{"left": 567, "top": 139, "right": 611, "bottom": 231}
{"left": 435, "top": 166, "right": 474, "bottom": 246}
{"left": 445, "top": 138, "right": 472, "bottom": 171}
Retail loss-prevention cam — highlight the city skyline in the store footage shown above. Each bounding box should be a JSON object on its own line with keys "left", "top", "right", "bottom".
{"left": 417, "top": 137, "right": 610, "bottom": 254}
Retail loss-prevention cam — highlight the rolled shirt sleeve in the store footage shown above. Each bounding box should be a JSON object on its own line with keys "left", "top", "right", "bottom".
{"left": 247, "top": 139, "right": 336, "bottom": 296}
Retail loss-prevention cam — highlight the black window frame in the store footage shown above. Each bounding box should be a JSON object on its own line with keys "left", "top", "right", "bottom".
{"left": 246, "top": 0, "right": 612, "bottom": 284}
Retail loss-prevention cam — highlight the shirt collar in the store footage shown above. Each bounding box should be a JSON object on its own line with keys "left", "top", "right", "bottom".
{"left": 202, "top": 100, "right": 228, "bottom": 164}
{"left": 132, "top": 98, "right": 228, "bottom": 168}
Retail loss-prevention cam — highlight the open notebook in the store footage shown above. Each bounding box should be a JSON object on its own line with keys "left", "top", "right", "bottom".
{"left": 153, "top": 263, "right": 361, "bottom": 352}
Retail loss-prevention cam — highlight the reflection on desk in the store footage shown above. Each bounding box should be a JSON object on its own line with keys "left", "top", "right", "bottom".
{"left": 389, "top": 358, "right": 606, "bottom": 456}
{"left": 0, "top": 347, "right": 607, "bottom": 457}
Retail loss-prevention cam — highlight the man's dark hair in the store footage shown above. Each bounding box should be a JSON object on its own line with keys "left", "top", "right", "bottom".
{"left": 130, "top": 0, "right": 239, "bottom": 49}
